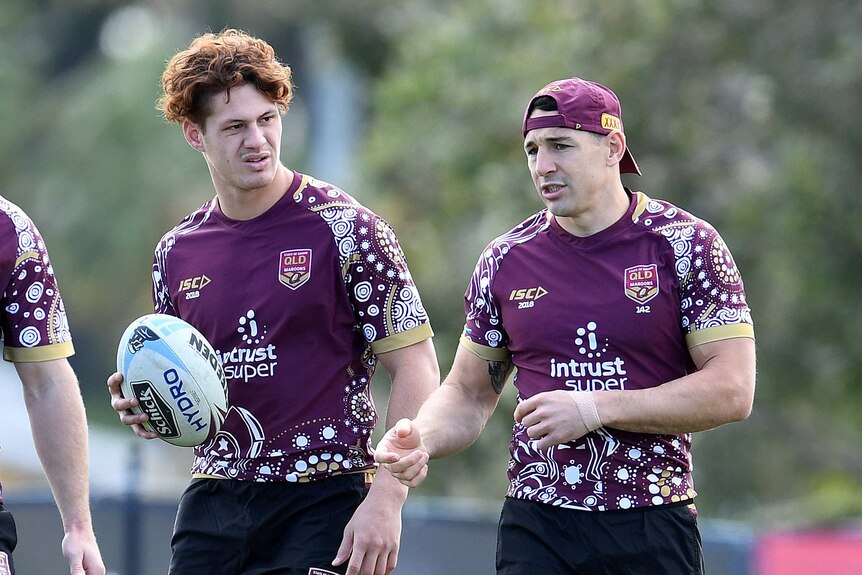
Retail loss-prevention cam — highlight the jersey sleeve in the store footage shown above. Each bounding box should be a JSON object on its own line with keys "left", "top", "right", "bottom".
{"left": 679, "top": 219, "right": 754, "bottom": 347}
{"left": 460, "top": 242, "right": 512, "bottom": 362}
{"left": 152, "top": 238, "right": 177, "bottom": 316}
{"left": 0, "top": 205, "right": 74, "bottom": 362}
{"left": 346, "top": 208, "right": 432, "bottom": 354}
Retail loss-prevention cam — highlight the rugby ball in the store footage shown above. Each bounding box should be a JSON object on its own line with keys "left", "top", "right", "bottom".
{"left": 116, "top": 313, "right": 228, "bottom": 447}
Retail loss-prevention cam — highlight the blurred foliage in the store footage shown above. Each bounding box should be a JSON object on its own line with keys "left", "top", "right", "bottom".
{"left": 0, "top": 0, "right": 860, "bottom": 527}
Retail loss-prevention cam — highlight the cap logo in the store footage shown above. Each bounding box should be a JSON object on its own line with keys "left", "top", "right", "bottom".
{"left": 601, "top": 113, "right": 622, "bottom": 131}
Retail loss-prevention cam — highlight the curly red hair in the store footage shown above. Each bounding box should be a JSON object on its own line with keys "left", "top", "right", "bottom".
{"left": 158, "top": 29, "right": 294, "bottom": 125}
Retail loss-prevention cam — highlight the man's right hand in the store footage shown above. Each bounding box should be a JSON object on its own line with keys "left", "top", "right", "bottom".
{"left": 106, "top": 372, "right": 159, "bottom": 439}
{"left": 373, "top": 418, "right": 430, "bottom": 488}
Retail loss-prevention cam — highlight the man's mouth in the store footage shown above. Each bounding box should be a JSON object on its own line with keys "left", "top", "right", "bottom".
{"left": 243, "top": 153, "right": 269, "bottom": 168}
{"left": 542, "top": 183, "right": 565, "bottom": 197}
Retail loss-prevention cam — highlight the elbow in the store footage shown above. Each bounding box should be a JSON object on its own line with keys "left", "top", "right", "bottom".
{"left": 727, "top": 380, "right": 756, "bottom": 422}
{"left": 729, "top": 399, "right": 753, "bottom": 423}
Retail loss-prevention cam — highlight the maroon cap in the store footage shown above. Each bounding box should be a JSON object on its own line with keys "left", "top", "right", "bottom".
{"left": 522, "top": 77, "right": 641, "bottom": 175}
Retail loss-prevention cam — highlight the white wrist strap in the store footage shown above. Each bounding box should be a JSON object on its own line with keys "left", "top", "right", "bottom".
{"left": 572, "top": 391, "right": 603, "bottom": 432}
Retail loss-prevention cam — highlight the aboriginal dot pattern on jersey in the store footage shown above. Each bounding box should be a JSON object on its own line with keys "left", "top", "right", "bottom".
{"left": 0, "top": 197, "right": 71, "bottom": 350}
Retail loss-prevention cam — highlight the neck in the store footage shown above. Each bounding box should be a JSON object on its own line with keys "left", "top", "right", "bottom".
{"left": 554, "top": 182, "right": 629, "bottom": 237}
{"left": 215, "top": 165, "right": 293, "bottom": 221}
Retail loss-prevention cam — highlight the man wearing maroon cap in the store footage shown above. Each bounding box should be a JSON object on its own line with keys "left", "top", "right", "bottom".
{"left": 376, "top": 77, "right": 756, "bottom": 573}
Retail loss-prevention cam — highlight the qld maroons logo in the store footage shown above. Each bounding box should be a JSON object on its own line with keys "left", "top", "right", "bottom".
{"left": 279, "top": 249, "right": 312, "bottom": 290}
{"left": 624, "top": 264, "right": 659, "bottom": 304}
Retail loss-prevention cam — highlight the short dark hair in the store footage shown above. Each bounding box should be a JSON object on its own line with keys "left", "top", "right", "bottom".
{"left": 530, "top": 95, "right": 558, "bottom": 114}
{"left": 527, "top": 95, "right": 602, "bottom": 144}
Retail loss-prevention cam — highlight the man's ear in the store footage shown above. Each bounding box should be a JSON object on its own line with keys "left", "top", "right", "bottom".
{"left": 607, "top": 131, "right": 627, "bottom": 168}
{"left": 183, "top": 119, "right": 205, "bottom": 152}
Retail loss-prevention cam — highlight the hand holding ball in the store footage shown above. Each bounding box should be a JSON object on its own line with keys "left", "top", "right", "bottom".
{"left": 116, "top": 314, "right": 228, "bottom": 447}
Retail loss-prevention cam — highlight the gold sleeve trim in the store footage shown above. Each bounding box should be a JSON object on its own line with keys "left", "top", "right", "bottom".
{"left": 14, "top": 250, "right": 40, "bottom": 268}
{"left": 292, "top": 173, "right": 312, "bottom": 200}
{"left": 371, "top": 323, "right": 434, "bottom": 355}
{"left": 686, "top": 324, "right": 755, "bottom": 348}
{"left": 459, "top": 335, "right": 512, "bottom": 362}
{"left": 4, "top": 341, "right": 75, "bottom": 362}
{"left": 631, "top": 191, "right": 652, "bottom": 221}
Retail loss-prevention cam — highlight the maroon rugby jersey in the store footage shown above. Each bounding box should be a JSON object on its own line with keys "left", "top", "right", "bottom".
{"left": 0, "top": 196, "right": 74, "bottom": 362}
{"left": 0, "top": 195, "right": 75, "bottom": 503}
{"left": 462, "top": 190, "right": 754, "bottom": 511}
{"left": 153, "top": 172, "right": 432, "bottom": 482}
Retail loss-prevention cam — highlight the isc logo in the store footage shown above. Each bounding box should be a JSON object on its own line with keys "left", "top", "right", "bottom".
{"left": 179, "top": 275, "right": 211, "bottom": 301}
{"left": 509, "top": 286, "right": 548, "bottom": 301}
{"left": 179, "top": 275, "right": 211, "bottom": 292}
{"left": 509, "top": 286, "right": 548, "bottom": 309}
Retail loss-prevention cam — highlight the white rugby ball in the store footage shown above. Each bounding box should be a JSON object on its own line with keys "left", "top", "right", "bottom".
{"left": 116, "top": 313, "right": 228, "bottom": 447}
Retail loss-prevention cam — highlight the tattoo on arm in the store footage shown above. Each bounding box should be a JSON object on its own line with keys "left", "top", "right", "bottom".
{"left": 488, "top": 360, "right": 513, "bottom": 395}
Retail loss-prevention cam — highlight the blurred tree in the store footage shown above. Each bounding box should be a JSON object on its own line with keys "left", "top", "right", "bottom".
{"left": 1, "top": 26, "right": 207, "bottom": 425}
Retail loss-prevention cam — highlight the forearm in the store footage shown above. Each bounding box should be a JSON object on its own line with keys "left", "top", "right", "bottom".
{"left": 375, "top": 384, "right": 429, "bottom": 502}
{"left": 381, "top": 339, "right": 439, "bottom": 426}
{"left": 413, "top": 343, "right": 506, "bottom": 459}
{"left": 414, "top": 379, "right": 497, "bottom": 460}
{"left": 375, "top": 339, "right": 440, "bottom": 495}
{"left": 596, "top": 377, "right": 744, "bottom": 434}
{"left": 18, "top": 361, "right": 94, "bottom": 532}
{"left": 596, "top": 338, "right": 756, "bottom": 434}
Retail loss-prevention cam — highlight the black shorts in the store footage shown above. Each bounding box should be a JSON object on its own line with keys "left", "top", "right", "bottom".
{"left": 0, "top": 506, "right": 17, "bottom": 575}
{"left": 496, "top": 497, "right": 704, "bottom": 575}
{"left": 169, "top": 474, "right": 368, "bottom": 575}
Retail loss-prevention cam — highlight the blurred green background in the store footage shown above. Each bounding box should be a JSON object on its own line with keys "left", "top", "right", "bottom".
{"left": 1, "top": 0, "right": 861, "bottom": 530}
